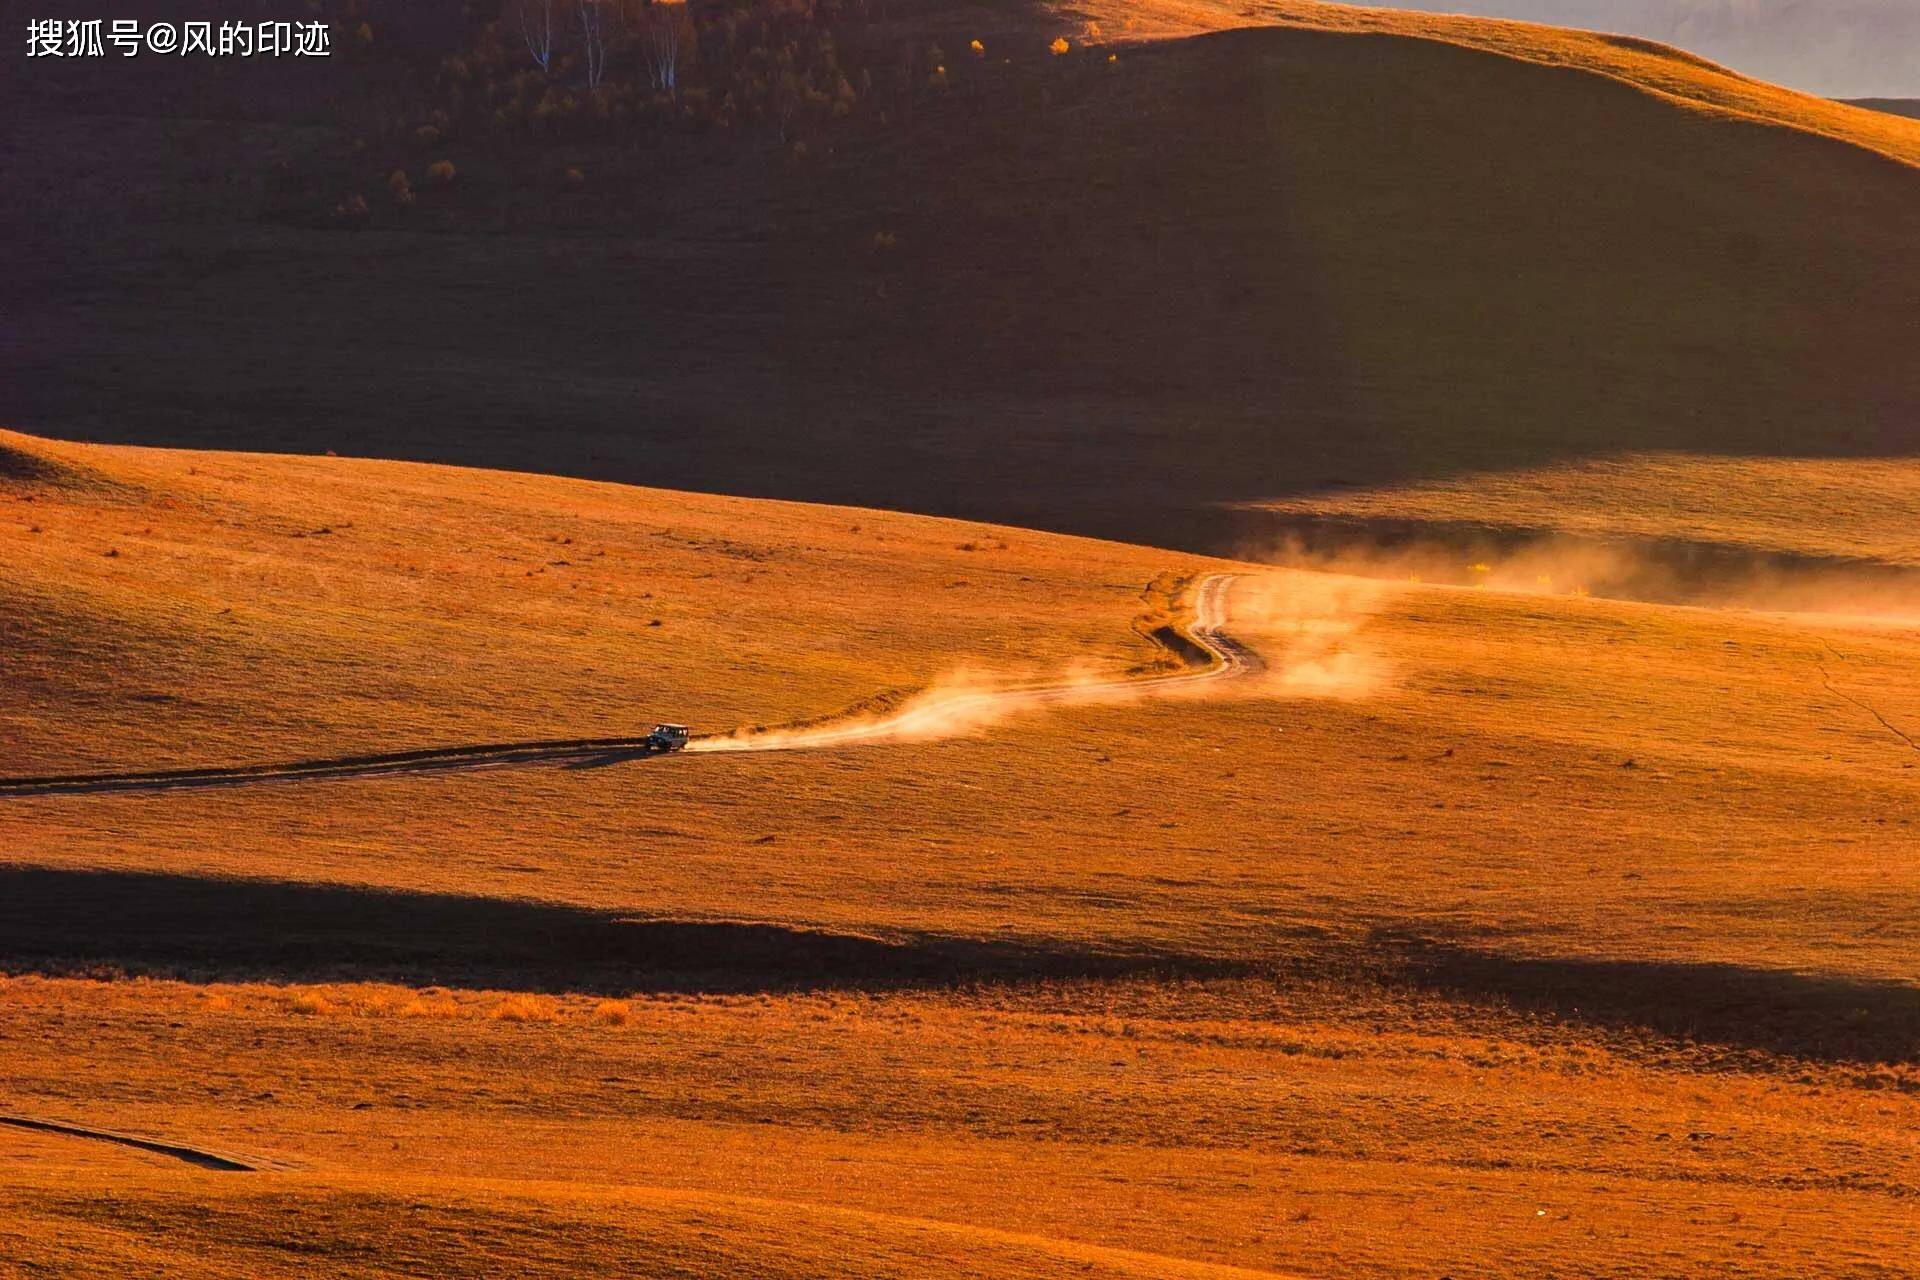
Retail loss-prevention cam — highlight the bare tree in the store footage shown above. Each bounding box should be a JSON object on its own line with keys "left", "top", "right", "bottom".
{"left": 517, "top": 0, "right": 556, "bottom": 72}
{"left": 773, "top": 69, "right": 802, "bottom": 142}
{"left": 578, "top": 0, "right": 610, "bottom": 90}
{"left": 641, "top": 0, "right": 689, "bottom": 96}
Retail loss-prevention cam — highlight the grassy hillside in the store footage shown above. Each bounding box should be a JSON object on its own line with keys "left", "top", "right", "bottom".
{"left": 4, "top": 439, "right": 1919, "bottom": 1276}
{"left": 0, "top": 429, "right": 1206, "bottom": 774}
{"left": 5, "top": 1, "right": 1917, "bottom": 551}
{"left": 10, "top": 7, "right": 1920, "bottom": 1275}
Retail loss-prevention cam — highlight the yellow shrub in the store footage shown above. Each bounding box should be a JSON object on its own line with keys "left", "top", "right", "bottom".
{"left": 490, "top": 994, "right": 553, "bottom": 1023}
{"left": 287, "top": 991, "right": 333, "bottom": 1016}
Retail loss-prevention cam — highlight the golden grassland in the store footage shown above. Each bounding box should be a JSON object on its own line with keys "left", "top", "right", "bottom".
{"left": 3, "top": 971, "right": 1918, "bottom": 1279}
{"left": 4, "top": 437, "right": 1919, "bottom": 1276}
{"left": 9, "top": 8, "right": 1920, "bottom": 1274}
{"left": 0, "top": 429, "right": 1210, "bottom": 774}
{"left": 14, "top": 561, "right": 1919, "bottom": 973}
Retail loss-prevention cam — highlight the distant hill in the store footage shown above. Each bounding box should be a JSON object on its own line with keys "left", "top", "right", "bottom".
{"left": 4, "top": 0, "right": 1919, "bottom": 550}
{"left": 1362, "top": 0, "right": 1920, "bottom": 98}
{"left": 1848, "top": 98, "right": 1920, "bottom": 120}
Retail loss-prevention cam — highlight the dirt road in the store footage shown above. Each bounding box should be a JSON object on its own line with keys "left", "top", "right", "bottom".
{"left": 0, "top": 575, "right": 1253, "bottom": 795}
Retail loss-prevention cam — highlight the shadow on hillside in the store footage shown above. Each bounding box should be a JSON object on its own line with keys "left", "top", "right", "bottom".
{"left": 1228, "top": 512, "right": 1920, "bottom": 614}
{"left": 0, "top": 445, "right": 42, "bottom": 481}
{"left": 0, "top": 866, "right": 1244, "bottom": 996}
{"left": 9, "top": 20, "right": 1916, "bottom": 550}
{"left": 1376, "top": 932, "right": 1920, "bottom": 1066}
{"left": 6, "top": 867, "right": 1917, "bottom": 1063}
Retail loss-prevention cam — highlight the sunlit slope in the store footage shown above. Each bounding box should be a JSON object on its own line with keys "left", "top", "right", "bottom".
{"left": 6, "top": 441, "right": 1918, "bottom": 1278}
{"left": 1074, "top": 0, "right": 1920, "bottom": 167}
{"left": 0, "top": 431, "right": 1207, "bottom": 774}
{"left": 1339, "top": 0, "right": 1920, "bottom": 100}
{"left": 3, "top": 1174, "right": 1294, "bottom": 1280}
{"left": 12, "top": 522, "right": 1918, "bottom": 983}
{"left": 6, "top": 438, "right": 1914, "bottom": 986}
{"left": 7, "top": 625, "right": 1919, "bottom": 1280}
{"left": 2, "top": 972, "right": 1914, "bottom": 1280}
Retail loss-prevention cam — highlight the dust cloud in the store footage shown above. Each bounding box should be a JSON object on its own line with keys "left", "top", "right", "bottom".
{"left": 1243, "top": 528, "right": 1920, "bottom": 624}
{"left": 1221, "top": 572, "right": 1394, "bottom": 700}
{"left": 688, "top": 666, "right": 1114, "bottom": 754}
{"left": 690, "top": 573, "right": 1391, "bottom": 754}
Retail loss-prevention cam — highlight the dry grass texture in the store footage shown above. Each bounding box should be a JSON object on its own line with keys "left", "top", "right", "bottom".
{"left": 10, "top": 2, "right": 1920, "bottom": 1272}
{"left": 0, "top": 430, "right": 1208, "bottom": 774}
{"left": 4, "top": 436, "right": 1918, "bottom": 1276}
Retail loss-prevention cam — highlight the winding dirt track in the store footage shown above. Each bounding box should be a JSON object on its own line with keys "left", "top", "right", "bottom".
{"left": 0, "top": 575, "right": 1253, "bottom": 797}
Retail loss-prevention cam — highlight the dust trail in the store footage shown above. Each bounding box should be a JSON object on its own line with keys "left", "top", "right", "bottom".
{"left": 0, "top": 573, "right": 1387, "bottom": 791}
{"left": 691, "top": 572, "right": 1385, "bottom": 754}
{"left": 692, "top": 573, "right": 1250, "bottom": 753}
{"left": 1242, "top": 525, "right": 1920, "bottom": 623}
{"left": 1220, "top": 571, "right": 1392, "bottom": 701}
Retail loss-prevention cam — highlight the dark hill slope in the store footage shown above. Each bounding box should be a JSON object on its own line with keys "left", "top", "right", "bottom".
{"left": 5, "top": 16, "right": 1917, "bottom": 549}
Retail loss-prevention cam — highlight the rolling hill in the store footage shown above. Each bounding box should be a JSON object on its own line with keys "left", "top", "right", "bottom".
{"left": 4, "top": 0, "right": 1917, "bottom": 553}
{"left": 7, "top": 2, "right": 1920, "bottom": 1274}
{"left": 4, "top": 433, "right": 1919, "bottom": 1276}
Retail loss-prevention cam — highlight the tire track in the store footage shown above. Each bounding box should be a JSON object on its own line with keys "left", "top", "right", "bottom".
{"left": 1816, "top": 639, "right": 1920, "bottom": 755}
{"left": 0, "top": 575, "right": 1255, "bottom": 795}
{"left": 0, "top": 735, "right": 675, "bottom": 798}
{"left": 0, "top": 1113, "right": 277, "bottom": 1173}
